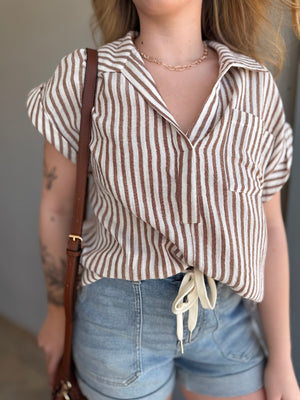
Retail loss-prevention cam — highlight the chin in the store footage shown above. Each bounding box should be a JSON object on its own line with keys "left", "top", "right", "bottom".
{"left": 132, "top": 0, "right": 195, "bottom": 17}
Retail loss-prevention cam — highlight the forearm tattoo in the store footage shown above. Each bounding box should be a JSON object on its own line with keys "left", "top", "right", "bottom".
{"left": 40, "top": 244, "right": 66, "bottom": 306}
{"left": 43, "top": 161, "right": 58, "bottom": 190}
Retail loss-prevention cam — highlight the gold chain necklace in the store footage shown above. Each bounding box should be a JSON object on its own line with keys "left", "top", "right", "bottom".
{"left": 137, "top": 42, "right": 208, "bottom": 72}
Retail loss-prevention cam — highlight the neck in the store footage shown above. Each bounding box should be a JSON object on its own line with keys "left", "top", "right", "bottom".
{"left": 134, "top": 5, "right": 204, "bottom": 65}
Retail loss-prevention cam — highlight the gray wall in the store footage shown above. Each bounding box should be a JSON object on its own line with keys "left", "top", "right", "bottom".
{"left": 286, "top": 61, "right": 300, "bottom": 378}
{"left": 0, "top": 0, "right": 299, "bottom": 395}
{"left": 276, "top": 22, "right": 300, "bottom": 380}
{"left": 0, "top": 0, "right": 95, "bottom": 332}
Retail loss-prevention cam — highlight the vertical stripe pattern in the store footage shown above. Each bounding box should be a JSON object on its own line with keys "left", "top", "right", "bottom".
{"left": 27, "top": 31, "right": 293, "bottom": 302}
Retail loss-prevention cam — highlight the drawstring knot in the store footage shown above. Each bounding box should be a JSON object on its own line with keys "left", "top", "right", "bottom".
{"left": 171, "top": 268, "right": 217, "bottom": 353}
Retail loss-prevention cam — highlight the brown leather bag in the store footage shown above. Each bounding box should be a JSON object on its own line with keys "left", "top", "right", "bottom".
{"left": 51, "top": 47, "right": 98, "bottom": 400}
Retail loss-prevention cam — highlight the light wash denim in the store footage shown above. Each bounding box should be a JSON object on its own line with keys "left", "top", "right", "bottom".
{"left": 73, "top": 273, "right": 267, "bottom": 399}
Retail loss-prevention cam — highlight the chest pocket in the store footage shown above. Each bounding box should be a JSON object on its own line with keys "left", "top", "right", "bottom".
{"left": 224, "top": 109, "right": 273, "bottom": 196}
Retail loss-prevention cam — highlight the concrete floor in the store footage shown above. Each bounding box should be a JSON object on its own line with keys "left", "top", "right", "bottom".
{"left": 0, "top": 315, "right": 50, "bottom": 400}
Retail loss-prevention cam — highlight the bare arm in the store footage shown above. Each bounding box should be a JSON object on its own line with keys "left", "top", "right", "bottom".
{"left": 38, "top": 141, "right": 76, "bottom": 385}
{"left": 258, "top": 191, "right": 299, "bottom": 399}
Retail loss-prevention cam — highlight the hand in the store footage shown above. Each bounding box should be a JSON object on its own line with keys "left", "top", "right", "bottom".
{"left": 264, "top": 357, "right": 300, "bottom": 399}
{"left": 37, "top": 305, "right": 65, "bottom": 387}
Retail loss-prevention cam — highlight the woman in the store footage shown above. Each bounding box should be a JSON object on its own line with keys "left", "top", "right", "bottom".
{"left": 27, "top": 1, "right": 300, "bottom": 399}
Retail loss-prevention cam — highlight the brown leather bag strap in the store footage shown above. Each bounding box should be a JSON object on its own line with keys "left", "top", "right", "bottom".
{"left": 71, "top": 48, "right": 98, "bottom": 239}
{"left": 59, "top": 48, "right": 98, "bottom": 382}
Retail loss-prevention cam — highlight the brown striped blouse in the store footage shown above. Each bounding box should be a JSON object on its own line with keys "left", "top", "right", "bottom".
{"left": 27, "top": 31, "right": 293, "bottom": 302}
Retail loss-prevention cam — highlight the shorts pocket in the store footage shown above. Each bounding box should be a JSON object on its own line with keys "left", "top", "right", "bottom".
{"left": 73, "top": 279, "right": 142, "bottom": 387}
{"left": 213, "top": 287, "right": 262, "bottom": 363}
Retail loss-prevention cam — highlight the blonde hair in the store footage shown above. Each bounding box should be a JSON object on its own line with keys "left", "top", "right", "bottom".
{"left": 91, "top": 0, "right": 300, "bottom": 74}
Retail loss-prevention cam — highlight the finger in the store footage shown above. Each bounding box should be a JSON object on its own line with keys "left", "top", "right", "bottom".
{"left": 47, "top": 353, "right": 61, "bottom": 387}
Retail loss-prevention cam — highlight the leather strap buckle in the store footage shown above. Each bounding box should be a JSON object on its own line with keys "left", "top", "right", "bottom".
{"left": 68, "top": 234, "right": 83, "bottom": 249}
{"left": 57, "top": 380, "right": 72, "bottom": 399}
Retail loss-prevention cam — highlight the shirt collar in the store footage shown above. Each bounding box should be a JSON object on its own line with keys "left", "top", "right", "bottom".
{"left": 97, "top": 31, "right": 268, "bottom": 147}
{"left": 206, "top": 40, "right": 268, "bottom": 75}
{"left": 98, "top": 30, "right": 268, "bottom": 75}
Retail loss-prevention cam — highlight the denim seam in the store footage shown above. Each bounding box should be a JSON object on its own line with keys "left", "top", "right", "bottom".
{"left": 133, "top": 281, "right": 143, "bottom": 377}
{"left": 186, "top": 304, "right": 206, "bottom": 344}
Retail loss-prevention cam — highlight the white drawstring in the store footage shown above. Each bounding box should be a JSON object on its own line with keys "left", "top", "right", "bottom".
{"left": 171, "top": 268, "right": 217, "bottom": 353}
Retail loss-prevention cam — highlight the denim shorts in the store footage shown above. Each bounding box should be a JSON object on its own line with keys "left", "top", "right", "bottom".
{"left": 73, "top": 273, "right": 267, "bottom": 399}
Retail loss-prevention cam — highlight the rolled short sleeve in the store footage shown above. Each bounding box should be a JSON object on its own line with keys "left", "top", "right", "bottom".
{"left": 261, "top": 74, "right": 293, "bottom": 203}
{"left": 26, "top": 49, "right": 87, "bottom": 163}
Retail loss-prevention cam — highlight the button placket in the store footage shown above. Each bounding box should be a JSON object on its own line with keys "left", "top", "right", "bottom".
{"left": 176, "top": 147, "right": 202, "bottom": 224}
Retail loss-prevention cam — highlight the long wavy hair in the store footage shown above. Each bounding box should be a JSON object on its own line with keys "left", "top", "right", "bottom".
{"left": 91, "top": 0, "right": 300, "bottom": 74}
